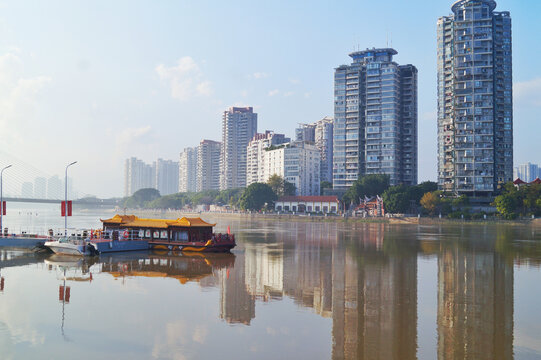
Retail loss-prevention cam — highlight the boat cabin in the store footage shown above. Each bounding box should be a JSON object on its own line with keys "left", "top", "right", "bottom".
{"left": 100, "top": 215, "right": 216, "bottom": 243}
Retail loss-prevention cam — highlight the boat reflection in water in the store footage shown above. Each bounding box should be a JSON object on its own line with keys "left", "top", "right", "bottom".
{"left": 45, "top": 255, "right": 97, "bottom": 340}
{"left": 99, "top": 251, "right": 236, "bottom": 285}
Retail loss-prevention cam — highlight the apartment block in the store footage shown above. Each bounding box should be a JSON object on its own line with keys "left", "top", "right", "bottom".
{"left": 220, "top": 107, "right": 258, "bottom": 190}
{"left": 198, "top": 139, "right": 222, "bottom": 191}
{"left": 179, "top": 147, "right": 199, "bottom": 192}
{"left": 155, "top": 158, "right": 179, "bottom": 196}
{"left": 262, "top": 142, "right": 320, "bottom": 196}
{"left": 246, "top": 131, "right": 289, "bottom": 186}
{"left": 437, "top": 0, "right": 513, "bottom": 196}
{"left": 333, "top": 48, "right": 418, "bottom": 189}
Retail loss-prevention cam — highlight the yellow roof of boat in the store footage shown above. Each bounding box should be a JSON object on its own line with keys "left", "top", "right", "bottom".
{"left": 101, "top": 214, "right": 216, "bottom": 229}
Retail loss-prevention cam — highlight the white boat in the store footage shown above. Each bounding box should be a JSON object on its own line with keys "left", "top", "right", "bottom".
{"left": 44, "top": 236, "right": 99, "bottom": 256}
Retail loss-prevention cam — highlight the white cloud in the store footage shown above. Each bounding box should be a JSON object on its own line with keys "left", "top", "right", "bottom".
{"left": 0, "top": 52, "right": 51, "bottom": 146}
{"left": 268, "top": 89, "right": 279, "bottom": 96}
{"left": 155, "top": 56, "right": 212, "bottom": 101}
{"left": 283, "top": 91, "right": 294, "bottom": 97}
{"left": 117, "top": 125, "right": 152, "bottom": 147}
{"left": 304, "top": 92, "right": 311, "bottom": 99}
{"left": 252, "top": 72, "right": 269, "bottom": 79}
{"left": 288, "top": 78, "right": 300, "bottom": 85}
{"left": 514, "top": 78, "right": 541, "bottom": 107}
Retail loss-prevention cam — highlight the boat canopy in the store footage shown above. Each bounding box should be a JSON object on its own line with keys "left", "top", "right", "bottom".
{"left": 101, "top": 214, "right": 216, "bottom": 229}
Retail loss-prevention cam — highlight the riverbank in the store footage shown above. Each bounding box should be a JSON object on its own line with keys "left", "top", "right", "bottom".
{"left": 123, "top": 209, "right": 541, "bottom": 227}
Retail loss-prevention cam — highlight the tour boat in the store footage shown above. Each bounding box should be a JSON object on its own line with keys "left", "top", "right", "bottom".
{"left": 99, "top": 215, "right": 236, "bottom": 253}
{"left": 44, "top": 215, "right": 236, "bottom": 255}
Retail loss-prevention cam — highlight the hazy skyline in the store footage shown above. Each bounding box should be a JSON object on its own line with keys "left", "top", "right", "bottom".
{"left": 0, "top": 0, "right": 538, "bottom": 198}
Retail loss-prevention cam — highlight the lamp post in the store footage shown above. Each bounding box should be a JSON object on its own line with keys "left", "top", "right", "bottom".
{"left": 0, "top": 165, "right": 12, "bottom": 237}
{"left": 64, "top": 161, "right": 77, "bottom": 236}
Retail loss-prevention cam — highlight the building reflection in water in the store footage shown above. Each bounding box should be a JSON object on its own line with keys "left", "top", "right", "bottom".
{"left": 90, "top": 221, "right": 520, "bottom": 359}
{"left": 437, "top": 237, "right": 514, "bottom": 360}
{"left": 235, "top": 222, "right": 418, "bottom": 360}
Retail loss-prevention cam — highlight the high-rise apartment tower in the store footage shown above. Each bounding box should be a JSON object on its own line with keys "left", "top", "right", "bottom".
{"left": 179, "top": 147, "right": 199, "bottom": 192}
{"left": 437, "top": 0, "right": 512, "bottom": 196}
{"left": 333, "top": 48, "right": 418, "bottom": 188}
{"left": 220, "top": 107, "right": 258, "bottom": 190}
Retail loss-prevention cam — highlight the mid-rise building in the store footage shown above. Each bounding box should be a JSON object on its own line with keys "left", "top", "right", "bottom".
{"left": 154, "top": 158, "right": 179, "bottom": 196}
{"left": 197, "top": 139, "right": 222, "bottom": 191}
{"left": 246, "top": 131, "right": 289, "bottom": 186}
{"left": 220, "top": 107, "right": 258, "bottom": 190}
{"left": 333, "top": 48, "right": 418, "bottom": 189}
{"left": 124, "top": 157, "right": 154, "bottom": 196}
{"left": 21, "top": 182, "right": 33, "bottom": 198}
{"left": 179, "top": 147, "right": 199, "bottom": 192}
{"left": 262, "top": 141, "right": 320, "bottom": 196}
{"left": 315, "top": 117, "right": 334, "bottom": 183}
{"left": 296, "top": 118, "right": 334, "bottom": 184}
{"left": 437, "top": 0, "right": 513, "bottom": 196}
{"left": 514, "top": 162, "right": 540, "bottom": 182}
{"left": 33, "top": 177, "right": 46, "bottom": 199}
{"left": 47, "top": 175, "right": 62, "bottom": 199}
{"left": 295, "top": 123, "right": 316, "bottom": 142}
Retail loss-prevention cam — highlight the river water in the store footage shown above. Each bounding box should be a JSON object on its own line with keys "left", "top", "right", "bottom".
{"left": 0, "top": 203, "right": 540, "bottom": 359}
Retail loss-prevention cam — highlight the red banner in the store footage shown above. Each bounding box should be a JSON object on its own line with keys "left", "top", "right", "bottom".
{"left": 61, "top": 201, "right": 73, "bottom": 217}
{"left": 59, "top": 286, "right": 70, "bottom": 302}
{"left": 2, "top": 201, "right": 5, "bottom": 216}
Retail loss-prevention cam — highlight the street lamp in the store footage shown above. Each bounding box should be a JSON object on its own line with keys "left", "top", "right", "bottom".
{"left": 0, "top": 165, "right": 12, "bottom": 237}
{"left": 64, "top": 161, "right": 77, "bottom": 236}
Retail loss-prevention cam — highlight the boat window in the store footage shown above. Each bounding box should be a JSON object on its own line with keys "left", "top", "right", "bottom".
{"left": 175, "top": 231, "right": 189, "bottom": 241}
{"left": 145, "top": 230, "right": 151, "bottom": 238}
{"left": 153, "top": 230, "right": 160, "bottom": 239}
{"left": 160, "top": 230, "right": 168, "bottom": 239}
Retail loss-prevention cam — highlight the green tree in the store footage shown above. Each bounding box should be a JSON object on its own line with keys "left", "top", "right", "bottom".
{"left": 494, "top": 193, "right": 518, "bottom": 219}
{"left": 320, "top": 181, "right": 332, "bottom": 191}
{"left": 267, "top": 175, "right": 296, "bottom": 197}
{"left": 382, "top": 185, "right": 411, "bottom": 214}
{"left": 343, "top": 174, "right": 390, "bottom": 206}
{"left": 124, "top": 188, "right": 161, "bottom": 208}
{"left": 238, "top": 183, "right": 277, "bottom": 211}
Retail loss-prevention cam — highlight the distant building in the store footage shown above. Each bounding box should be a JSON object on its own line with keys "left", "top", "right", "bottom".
{"left": 179, "top": 147, "right": 198, "bottom": 192}
{"left": 220, "top": 107, "right": 258, "bottom": 190}
{"left": 333, "top": 48, "right": 418, "bottom": 189}
{"left": 21, "top": 182, "right": 33, "bottom": 198}
{"left": 296, "top": 118, "right": 334, "bottom": 185}
{"left": 295, "top": 123, "right": 316, "bottom": 142}
{"left": 437, "top": 0, "right": 513, "bottom": 196}
{"left": 246, "top": 131, "right": 289, "bottom": 186}
{"left": 124, "top": 157, "right": 154, "bottom": 197}
{"left": 315, "top": 117, "right": 334, "bottom": 183}
{"left": 197, "top": 139, "right": 222, "bottom": 191}
{"left": 154, "top": 159, "right": 179, "bottom": 196}
{"left": 263, "top": 141, "right": 320, "bottom": 196}
{"left": 33, "top": 177, "right": 46, "bottom": 199}
{"left": 47, "top": 175, "right": 62, "bottom": 200}
{"left": 514, "top": 163, "right": 539, "bottom": 183}
{"left": 275, "top": 195, "right": 339, "bottom": 214}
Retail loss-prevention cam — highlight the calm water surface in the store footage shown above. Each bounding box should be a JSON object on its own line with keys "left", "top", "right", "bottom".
{"left": 1, "top": 204, "right": 541, "bottom": 359}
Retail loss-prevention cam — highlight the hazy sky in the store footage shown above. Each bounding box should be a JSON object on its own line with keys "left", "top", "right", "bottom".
{"left": 0, "top": 0, "right": 539, "bottom": 198}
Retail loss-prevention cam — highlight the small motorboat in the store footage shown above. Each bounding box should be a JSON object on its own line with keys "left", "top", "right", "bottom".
{"left": 44, "top": 236, "right": 99, "bottom": 256}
